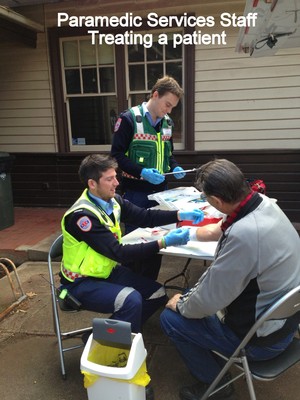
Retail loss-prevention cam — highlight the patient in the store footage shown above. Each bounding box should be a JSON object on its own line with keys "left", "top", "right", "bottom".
{"left": 160, "top": 158, "right": 300, "bottom": 400}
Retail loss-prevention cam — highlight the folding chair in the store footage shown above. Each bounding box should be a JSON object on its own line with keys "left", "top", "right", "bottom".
{"left": 47, "top": 234, "right": 92, "bottom": 379}
{"left": 201, "top": 285, "right": 300, "bottom": 400}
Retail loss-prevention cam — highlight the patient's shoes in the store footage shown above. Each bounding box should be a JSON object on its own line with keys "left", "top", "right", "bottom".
{"left": 146, "top": 384, "right": 154, "bottom": 400}
{"left": 179, "top": 373, "right": 234, "bottom": 400}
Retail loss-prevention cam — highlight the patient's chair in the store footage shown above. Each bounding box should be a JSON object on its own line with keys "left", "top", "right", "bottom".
{"left": 201, "top": 285, "right": 300, "bottom": 400}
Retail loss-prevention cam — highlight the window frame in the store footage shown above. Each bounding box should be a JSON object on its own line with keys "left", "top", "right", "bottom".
{"left": 48, "top": 20, "right": 195, "bottom": 153}
{"left": 125, "top": 28, "right": 185, "bottom": 150}
{"left": 60, "top": 36, "right": 118, "bottom": 151}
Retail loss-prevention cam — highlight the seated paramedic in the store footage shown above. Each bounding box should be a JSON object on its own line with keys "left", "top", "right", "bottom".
{"left": 160, "top": 158, "right": 300, "bottom": 400}
{"left": 60, "top": 154, "right": 204, "bottom": 333}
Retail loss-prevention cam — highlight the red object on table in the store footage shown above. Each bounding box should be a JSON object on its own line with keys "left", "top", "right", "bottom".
{"left": 178, "top": 217, "right": 222, "bottom": 228}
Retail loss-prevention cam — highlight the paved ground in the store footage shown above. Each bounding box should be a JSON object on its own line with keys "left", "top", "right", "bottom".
{"left": 0, "top": 251, "right": 205, "bottom": 400}
{"left": 0, "top": 209, "right": 299, "bottom": 399}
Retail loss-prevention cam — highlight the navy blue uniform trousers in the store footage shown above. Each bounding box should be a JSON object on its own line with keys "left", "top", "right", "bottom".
{"left": 61, "top": 264, "right": 168, "bottom": 332}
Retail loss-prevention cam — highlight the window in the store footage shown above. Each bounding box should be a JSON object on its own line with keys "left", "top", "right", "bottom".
{"left": 61, "top": 38, "right": 117, "bottom": 151}
{"left": 126, "top": 31, "right": 184, "bottom": 148}
{"left": 50, "top": 23, "right": 194, "bottom": 152}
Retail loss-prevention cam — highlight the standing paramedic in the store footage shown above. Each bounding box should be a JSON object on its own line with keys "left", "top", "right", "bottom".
{"left": 60, "top": 154, "right": 204, "bottom": 334}
{"left": 110, "top": 75, "right": 186, "bottom": 233}
{"left": 111, "top": 75, "right": 186, "bottom": 279}
{"left": 160, "top": 159, "right": 300, "bottom": 400}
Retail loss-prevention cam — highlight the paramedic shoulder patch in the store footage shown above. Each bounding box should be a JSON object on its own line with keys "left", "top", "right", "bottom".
{"left": 114, "top": 117, "right": 122, "bottom": 132}
{"left": 77, "top": 216, "right": 92, "bottom": 232}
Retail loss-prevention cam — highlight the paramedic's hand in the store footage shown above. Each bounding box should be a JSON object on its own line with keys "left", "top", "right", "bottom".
{"left": 173, "top": 166, "right": 186, "bottom": 179}
{"left": 178, "top": 209, "right": 204, "bottom": 225}
{"left": 141, "top": 168, "right": 165, "bottom": 185}
{"left": 164, "top": 228, "right": 189, "bottom": 247}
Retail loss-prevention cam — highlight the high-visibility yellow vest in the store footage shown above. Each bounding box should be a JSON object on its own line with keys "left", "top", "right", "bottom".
{"left": 61, "top": 189, "right": 121, "bottom": 281}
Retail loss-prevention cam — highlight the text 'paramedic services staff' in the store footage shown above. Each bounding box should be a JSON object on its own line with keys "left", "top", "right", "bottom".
{"left": 57, "top": 12, "right": 258, "bottom": 48}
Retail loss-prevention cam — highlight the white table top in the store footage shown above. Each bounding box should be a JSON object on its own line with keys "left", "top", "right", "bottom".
{"left": 122, "top": 227, "right": 217, "bottom": 261}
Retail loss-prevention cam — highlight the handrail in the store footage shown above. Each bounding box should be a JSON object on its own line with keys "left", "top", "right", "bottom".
{"left": 0, "top": 258, "right": 27, "bottom": 321}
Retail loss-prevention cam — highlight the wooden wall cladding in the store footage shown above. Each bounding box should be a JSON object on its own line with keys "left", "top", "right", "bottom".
{"left": 10, "top": 150, "right": 300, "bottom": 223}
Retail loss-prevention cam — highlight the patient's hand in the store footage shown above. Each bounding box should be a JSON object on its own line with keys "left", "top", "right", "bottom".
{"left": 165, "top": 293, "right": 182, "bottom": 312}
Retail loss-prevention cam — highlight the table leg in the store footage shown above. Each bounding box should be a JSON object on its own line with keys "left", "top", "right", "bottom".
{"left": 164, "top": 258, "right": 192, "bottom": 291}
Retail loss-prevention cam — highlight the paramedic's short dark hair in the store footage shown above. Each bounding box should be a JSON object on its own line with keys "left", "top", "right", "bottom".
{"left": 79, "top": 154, "right": 118, "bottom": 187}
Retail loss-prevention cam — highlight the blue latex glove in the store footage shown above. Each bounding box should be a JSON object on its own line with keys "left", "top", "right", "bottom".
{"left": 173, "top": 166, "right": 186, "bottom": 179}
{"left": 164, "top": 228, "right": 190, "bottom": 247}
{"left": 179, "top": 209, "right": 204, "bottom": 225}
{"left": 141, "top": 168, "right": 165, "bottom": 185}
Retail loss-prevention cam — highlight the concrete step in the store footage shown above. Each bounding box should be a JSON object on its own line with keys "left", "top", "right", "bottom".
{"left": 0, "top": 231, "right": 61, "bottom": 266}
{"left": 26, "top": 231, "right": 61, "bottom": 261}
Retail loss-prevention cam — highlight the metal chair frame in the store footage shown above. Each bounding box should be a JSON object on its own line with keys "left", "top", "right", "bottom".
{"left": 200, "top": 285, "right": 300, "bottom": 400}
{"left": 47, "top": 234, "right": 92, "bottom": 379}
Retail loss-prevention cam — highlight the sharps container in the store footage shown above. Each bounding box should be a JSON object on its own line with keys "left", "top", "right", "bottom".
{"left": 80, "top": 319, "right": 149, "bottom": 400}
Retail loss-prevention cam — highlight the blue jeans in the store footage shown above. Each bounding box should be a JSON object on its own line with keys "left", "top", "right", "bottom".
{"left": 160, "top": 309, "right": 294, "bottom": 383}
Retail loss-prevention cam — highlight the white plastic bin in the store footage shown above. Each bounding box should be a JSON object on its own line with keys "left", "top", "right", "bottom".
{"left": 80, "top": 332, "right": 147, "bottom": 400}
